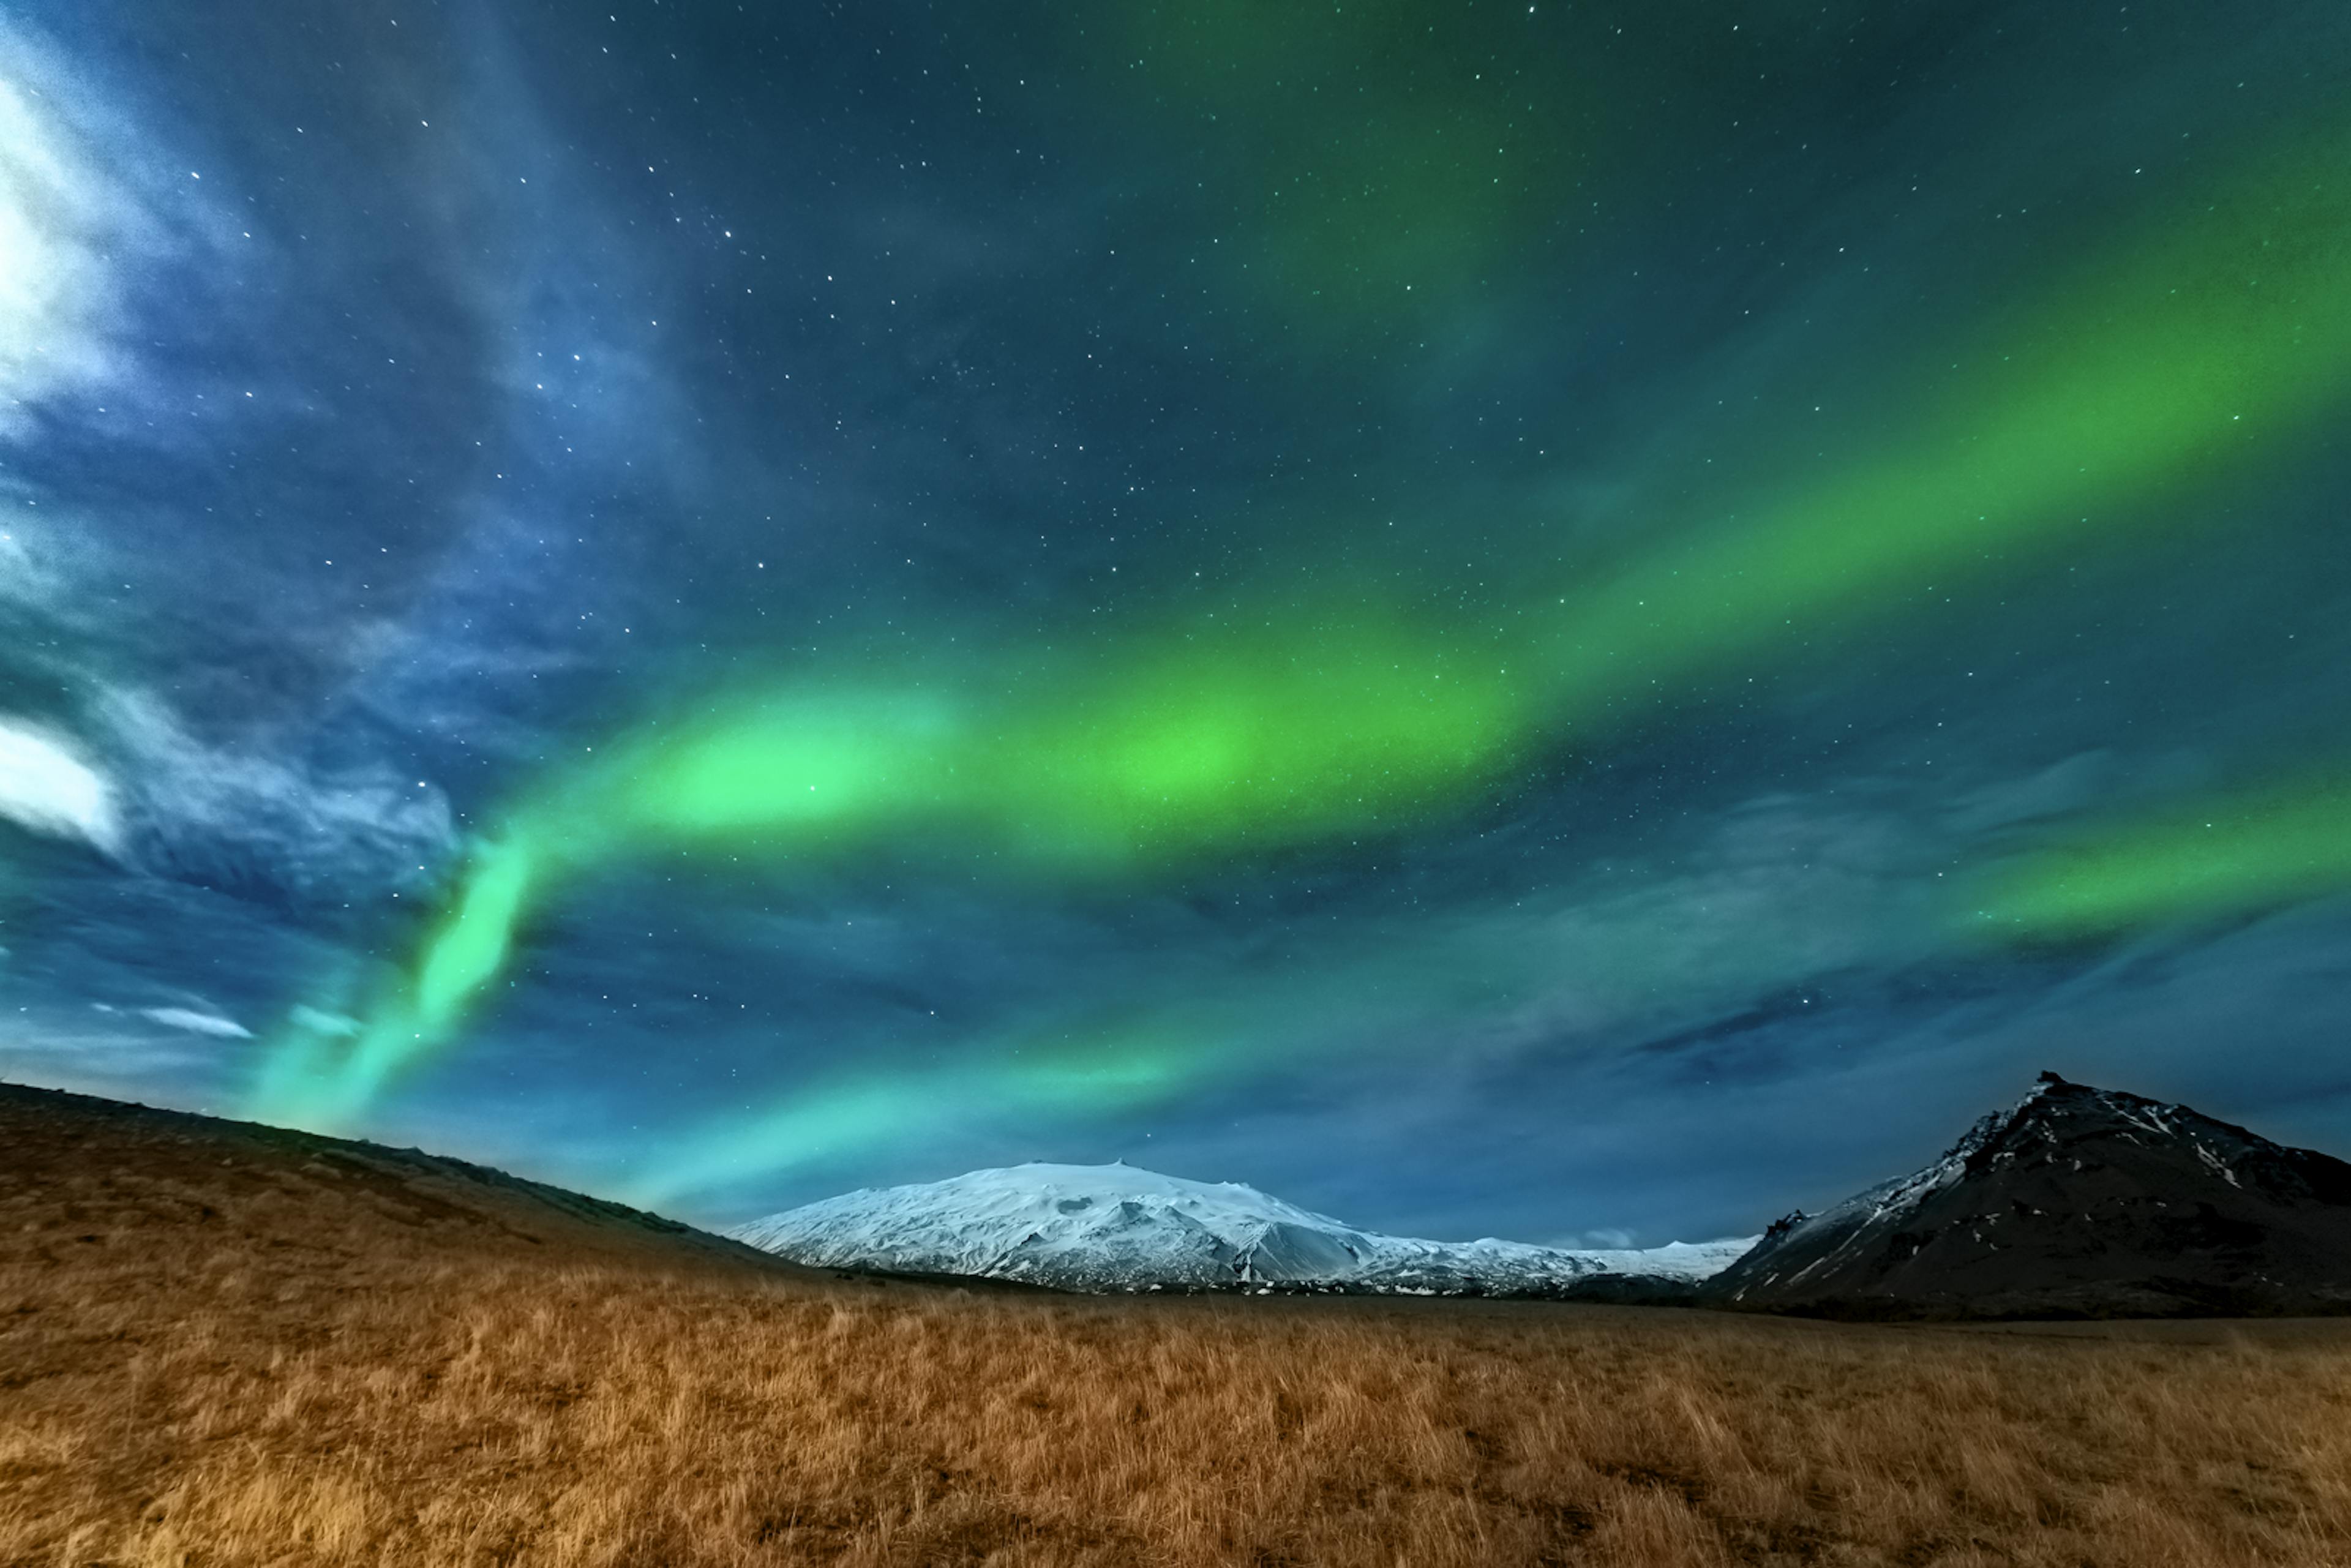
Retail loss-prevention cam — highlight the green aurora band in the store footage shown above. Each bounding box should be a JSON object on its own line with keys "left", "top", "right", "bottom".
{"left": 253, "top": 129, "right": 2351, "bottom": 1151}
{"left": 632, "top": 1024, "right": 1234, "bottom": 1207}
{"left": 1967, "top": 773, "right": 2351, "bottom": 940}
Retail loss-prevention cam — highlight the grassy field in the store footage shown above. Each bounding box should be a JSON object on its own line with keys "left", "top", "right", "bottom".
{"left": 6, "top": 1086, "right": 2351, "bottom": 1567}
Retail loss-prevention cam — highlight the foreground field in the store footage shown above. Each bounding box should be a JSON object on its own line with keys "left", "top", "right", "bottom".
{"left": 5, "top": 1088, "right": 2351, "bottom": 1566}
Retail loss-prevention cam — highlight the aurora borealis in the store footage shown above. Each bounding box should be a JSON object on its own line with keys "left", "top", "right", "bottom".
{"left": 5, "top": 2, "right": 2350, "bottom": 1244}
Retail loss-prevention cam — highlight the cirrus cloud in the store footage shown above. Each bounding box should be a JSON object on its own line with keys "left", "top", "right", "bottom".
{"left": 138, "top": 1005, "right": 252, "bottom": 1040}
{"left": 0, "top": 716, "right": 121, "bottom": 854}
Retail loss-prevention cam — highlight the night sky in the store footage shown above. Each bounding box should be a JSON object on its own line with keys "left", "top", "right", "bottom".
{"left": 6, "top": 1, "right": 2350, "bottom": 1247}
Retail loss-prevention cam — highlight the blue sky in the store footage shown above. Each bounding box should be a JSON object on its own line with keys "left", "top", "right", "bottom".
{"left": 5, "top": 0, "right": 2351, "bottom": 1246}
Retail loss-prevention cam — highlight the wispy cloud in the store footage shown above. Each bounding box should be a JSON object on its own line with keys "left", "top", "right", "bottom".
{"left": 0, "top": 1009, "right": 220, "bottom": 1104}
{"left": 138, "top": 1005, "right": 253, "bottom": 1040}
{"left": 0, "top": 516, "right": 58, "bottom": 608}
{"left": 0, "top": 22, "right": 189, "bottom": 433}
{"left": 97, "top": 688, "right": 457, "bottom": 901}
{"left": 0, "top": 715, "right": 121, "bottom": 854}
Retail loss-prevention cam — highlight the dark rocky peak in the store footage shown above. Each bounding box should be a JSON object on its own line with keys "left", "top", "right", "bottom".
{"left": 1943, "top": 1073, "right": 2351, "bottom": 1208}
{"left": 1702, "top": 1073, "right": 2351, "bottom": 1319}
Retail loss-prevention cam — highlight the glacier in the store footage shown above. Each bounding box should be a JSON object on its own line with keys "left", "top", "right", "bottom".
{"left": 729, "top": 1161, "right": 1755, "bottom": 1297}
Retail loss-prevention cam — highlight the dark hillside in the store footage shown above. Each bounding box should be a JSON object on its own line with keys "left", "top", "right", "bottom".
{"left": 1706, "top": 1074, "right": 2351, "bottom": 1319}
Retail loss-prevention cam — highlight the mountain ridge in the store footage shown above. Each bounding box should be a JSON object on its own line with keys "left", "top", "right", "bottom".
{"left": 730, "top": 1160, "right": 1753, "bottom": 1297}
{"left": 1702, "top": 1072, "right": 2351, "bottom": 1319}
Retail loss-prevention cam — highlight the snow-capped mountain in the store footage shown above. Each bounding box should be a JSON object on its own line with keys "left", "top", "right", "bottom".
{"left": 729, "top": 1161, "right": 1753, "bottom": 1297}
{"left": 1703, "top": 1072, "right": 2351, "bottom": 1318}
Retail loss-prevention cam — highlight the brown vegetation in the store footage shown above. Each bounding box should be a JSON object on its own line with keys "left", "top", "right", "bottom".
{"left": 5, "top": 1086, "right": 2351, "bottom": 1566}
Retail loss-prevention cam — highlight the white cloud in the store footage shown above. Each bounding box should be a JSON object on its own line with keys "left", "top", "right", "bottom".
{"left": 1550, "top": 1228, "right": 1636, "bottom": 1250}
{"left": 138, "top": 1006, "right": 253, "bottom": 1040}
{"left": 0, "top": 716, "right": 122, "bottom": 854}
{"left": 0, "top": 22, "right": 239, "bottom": 437}
{"left": 290, "top": 1004, "right": 361, "bottom": 1038}
{"left": 0, "top": 1007, "right": 218, "bottom": 1101}
{"left": 0, "top": 524, "right": 42, "bottom": 599}
{"left": 0, "top": 28, "right": 138, "bottom": 429}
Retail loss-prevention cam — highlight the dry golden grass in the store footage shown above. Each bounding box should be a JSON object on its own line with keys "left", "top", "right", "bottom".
{"left": 6, "top": 1086, "right": 2351, "bottom": 1566}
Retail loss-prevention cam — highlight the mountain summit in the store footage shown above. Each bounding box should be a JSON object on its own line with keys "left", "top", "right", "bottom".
{"left": 1704, "top": 1073, "right": 2351, "bottom": 1318}
{"left": 730, "top": 1162, "right": 1750, "bottom": 1297}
